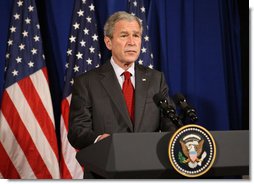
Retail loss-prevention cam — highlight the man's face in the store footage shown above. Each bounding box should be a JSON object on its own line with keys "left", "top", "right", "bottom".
{"left": 104, "top": 20, "right": 142, "bottom": 66}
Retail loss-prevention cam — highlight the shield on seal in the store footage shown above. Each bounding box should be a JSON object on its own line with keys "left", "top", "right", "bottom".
{"left": 189, "top": 150, "right": 197, "bottom": 162}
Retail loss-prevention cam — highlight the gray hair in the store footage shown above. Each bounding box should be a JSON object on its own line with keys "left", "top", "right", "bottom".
{"left": 103, "top": 11, "right": 143, "bottom": 39}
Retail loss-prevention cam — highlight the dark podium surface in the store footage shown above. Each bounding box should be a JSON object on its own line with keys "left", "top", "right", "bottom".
{"left": 76, "top": 130, "right": 249, "bottom": 178}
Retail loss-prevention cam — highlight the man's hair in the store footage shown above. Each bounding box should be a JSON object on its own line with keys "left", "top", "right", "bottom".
{"left": 104, "top": 11, "right": 143, "bottom": 39}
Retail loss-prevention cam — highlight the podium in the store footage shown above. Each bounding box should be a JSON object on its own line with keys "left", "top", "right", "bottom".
{"left": 76, "top": 130, "right": 249, "bottom": 178}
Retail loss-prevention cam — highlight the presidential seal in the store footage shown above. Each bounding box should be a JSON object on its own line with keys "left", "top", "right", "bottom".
{"left": 168, "top": 124, "right": 216, "bottom": 178}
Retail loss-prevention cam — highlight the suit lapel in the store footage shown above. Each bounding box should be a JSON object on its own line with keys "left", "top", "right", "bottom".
{"left": 134, "top": 65, "right": 150, "bottom": 131}
{"left": 99, "top": 62, "right": 133, "bottom": 130}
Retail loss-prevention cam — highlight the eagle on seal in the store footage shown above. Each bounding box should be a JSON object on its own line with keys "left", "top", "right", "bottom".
{"left": 180, "top": 139, "right": 205, "bottom": 168}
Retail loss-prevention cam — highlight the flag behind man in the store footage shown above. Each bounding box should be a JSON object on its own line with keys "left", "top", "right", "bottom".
{"left": 60, "top": 0, "right": 101, "bottom": 178}
{"left": 128, "top": 0, "right": 154, "bottom": 68}
{"left": 0, "top": 0, "right": 60, "bottom": 179}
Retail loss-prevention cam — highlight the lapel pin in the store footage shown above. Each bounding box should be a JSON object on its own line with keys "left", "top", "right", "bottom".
{"left": 142, "top": 78, "right": 146, "bottom": 81}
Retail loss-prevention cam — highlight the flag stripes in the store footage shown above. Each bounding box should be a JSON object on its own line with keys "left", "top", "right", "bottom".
{"left": 0, "top": 69, "right": 60, "bottom": 178}
{"left": 0, "top": 109, "right": 37, "bottom": 179}
{"left": 0, "top": 129, "right": 21, "bottom": 179}
{"left": 60, "top": 95, "right": 83, "bottom": 178}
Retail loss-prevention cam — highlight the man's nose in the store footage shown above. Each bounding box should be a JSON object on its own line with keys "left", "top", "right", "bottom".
{"left": 127, "top": 36, "right": 135, "bottom": 45}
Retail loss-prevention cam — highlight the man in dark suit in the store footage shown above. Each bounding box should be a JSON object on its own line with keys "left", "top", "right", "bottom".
{"left": 68, "top": 11, "right": 176, "bottom": 151}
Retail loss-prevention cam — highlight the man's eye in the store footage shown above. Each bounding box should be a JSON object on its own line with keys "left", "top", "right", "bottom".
{"left": 121, "top": 35, "right": 127, "bottom": 37}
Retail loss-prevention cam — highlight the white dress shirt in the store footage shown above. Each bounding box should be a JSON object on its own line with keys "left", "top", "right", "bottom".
{"left": 110, "top": 57, "right": 135, "bottom": 89}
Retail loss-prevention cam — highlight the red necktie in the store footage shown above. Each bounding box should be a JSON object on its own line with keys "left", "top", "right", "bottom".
{"left": 122, "top": 71, "right": 135, "bottom": 123}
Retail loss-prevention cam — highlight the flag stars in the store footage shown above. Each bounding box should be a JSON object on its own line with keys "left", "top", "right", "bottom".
{"left": 12, "top": 69, "right": 18, "bottom": 76}
{"left": 73, "top": 22, "right": 80, "bottom": 30}
{"left": 92, "top": 34, "right": 98, "bottom": 41}
{"left": 31, "top": 48, "right": 37, "bottom": 55}
{"left": 22, "top": 30, "right": 29, "bottom": 37}
{"left": 83, "top": 28, "right": 89, "bottom": 35}
{"left": 138, "top": 59, "right": 143, "bottom": 65}
{"left": 140, "top": 6, "right": 145, "bottom": 13}
{"left": 73, "top": 65, "right": 79, "bottom": 72}
{"left": 28, "top": 61, "right": 34, "bottom": 68}
{"left": 28, "top": 5, "right": 34, "bottom": 12}
{"left": 16, "top": 57, "right": 22, "bottom": 63}
{"left": 19, "top": 43, "right": 25, "bottom": 50}
{"left": 10, "top": 26, "right": 16, "bottom": 33}
{"left": 36, "top": 24, "right": 40, "bottom": 29}
{"left": 144, "top": 35, "right": 149, "bottom": 41}
{"left": 5, "top": 53, "right": 10, "bottom": 59}
{"left": 82, "top": 0, "right": 86, "bottom": 4}
{"left": 148, "top": 64, "right": 153, "bottom": 69}
{"left": 69, "top": 35, "right": 76, "bottom": 43}
{"left": 76, "top": 52, "right": 83, "bottom": 59}
{"left": 65, "top": 63, "right": 69, "bottom": 69}
{"left": 70, "top": 78, "right": 74, "bottom": 85}
{"left": 133, "top": 1, "right": 137, "bottom": 6}
{"left": 141, "top": 47, "right": 147, "bottom": 53}
{"left": 8, "top": 39, "right": 13, "bottom": 46}
{"left": 86, "top": 58, "right": 92, "bottom": 65}
{"left": 67, "top": 49, "right": 72, "bottom": 56}
{"left": 89, "top": 3, "right": 95, "bottom": 11}
{"left": 80, "top": 40, "right": 86, "bottom": 47}
{"left": 86, "top": 16, "right": 92, "bottom": 23}
{"left": 17, "top": 0, "right": 23, "bottom": 7}
{"left": 25, "top": 17, "right": 31, "bottom": 24}
{"left": 34, "top": 35, "right": 40, "bottom": 42}
{"left": 77, "top": 9, "right": 84, "bottom": 17}
{"left": 89, "top": 46, "right": 95, "bottom": 53}
{"left": 13, "top": 13, "right": 20, "bottom": 20}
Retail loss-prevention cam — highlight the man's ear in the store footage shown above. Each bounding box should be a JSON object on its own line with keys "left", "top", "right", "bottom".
{"left": 104, "top": 36, "right": 112, "bottom": 50}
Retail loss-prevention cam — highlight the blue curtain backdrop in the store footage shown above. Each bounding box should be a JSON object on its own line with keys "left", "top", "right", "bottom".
{"left": 0, "top": 0, "right": 244, "bottom": 131}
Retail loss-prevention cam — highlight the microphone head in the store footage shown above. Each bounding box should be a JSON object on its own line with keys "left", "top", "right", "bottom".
{"left": 173, "top": 93, "right": 186, "bottom": 104}
{"left": 153, "top": 92, "right": 166, "bottom": 106}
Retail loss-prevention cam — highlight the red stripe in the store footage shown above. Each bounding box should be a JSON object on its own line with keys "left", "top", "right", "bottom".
{"left": 60, "top": 99, "right": 72, "bottom": 178}
{"left": 1, "top": 91, "right": 52, "bottom": 178}
{"left": 0, "top": 142, "right": 20, "bottom": 179}
{"left": 41, "top": 67, "right": 49, "bottom": 82}
{"left": 61, "top": 99, "right": 70, "bottom": 131}
{"left": 60, "top": 152, "right": 72, "bottom": 179}
{"left": 18, "top": 75, "right": 59, "bottom": 160}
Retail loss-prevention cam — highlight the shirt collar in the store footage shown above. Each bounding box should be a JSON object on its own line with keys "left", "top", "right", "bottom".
{"left": 110, "top": 57, "right": 135, "bottom": 77}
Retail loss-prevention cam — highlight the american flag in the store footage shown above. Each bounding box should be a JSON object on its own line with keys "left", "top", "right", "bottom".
{"left": 0, "top": 0, "right": 60, "bottom": 179}
{"left": 128, "top": 0, "right": 154, "bottom": 68}
{"left": 60, "top": 0, "right": 101, "bottom": 179}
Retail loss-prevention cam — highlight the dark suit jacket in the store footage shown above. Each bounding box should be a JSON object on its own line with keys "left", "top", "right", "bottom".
{"left": 68, "top": 61, "right": 176, "bottom": 150}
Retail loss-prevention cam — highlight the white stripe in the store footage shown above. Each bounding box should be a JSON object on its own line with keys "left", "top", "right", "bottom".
{"left": 6, "top": 83, "right": 60, "bottom": 179}
{"left": 30, "top": 70, "right": 55, "bottom": 127}
{"left": 0, "top": 112, "right": 36, "bottom": 179}
{"left": 60, "top": 115, "right": 83, "bottom": 179}
{"left": 66, "top": 94, "right": 72, "bottom": 105}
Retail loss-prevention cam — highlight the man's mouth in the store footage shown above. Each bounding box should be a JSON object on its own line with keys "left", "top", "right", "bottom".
{"left": 125, "top": 50, "right": 136, "bottom": 53}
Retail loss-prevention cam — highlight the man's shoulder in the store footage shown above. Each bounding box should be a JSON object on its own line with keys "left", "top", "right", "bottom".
{"left": 76, "top": 61, "right": 111, "bottom": 79}
{"left": 135, "top": 63, "right": 162, "bottom": 75}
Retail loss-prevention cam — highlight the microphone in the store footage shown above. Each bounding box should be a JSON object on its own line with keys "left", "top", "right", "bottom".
{"left": 153, "top": 92, "right": 182, "bottom": 128}
{"left": 173, "top": 93, "right": 198, "bottom": 122}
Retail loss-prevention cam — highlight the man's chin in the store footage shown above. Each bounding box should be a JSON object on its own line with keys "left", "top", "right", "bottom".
{"left": 125, "top": 57, "right": 139, "bottom": 63}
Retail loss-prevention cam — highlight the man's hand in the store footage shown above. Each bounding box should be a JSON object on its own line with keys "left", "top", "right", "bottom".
{"left": 97, "top": 133, "right": 110, "bottom": 142}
